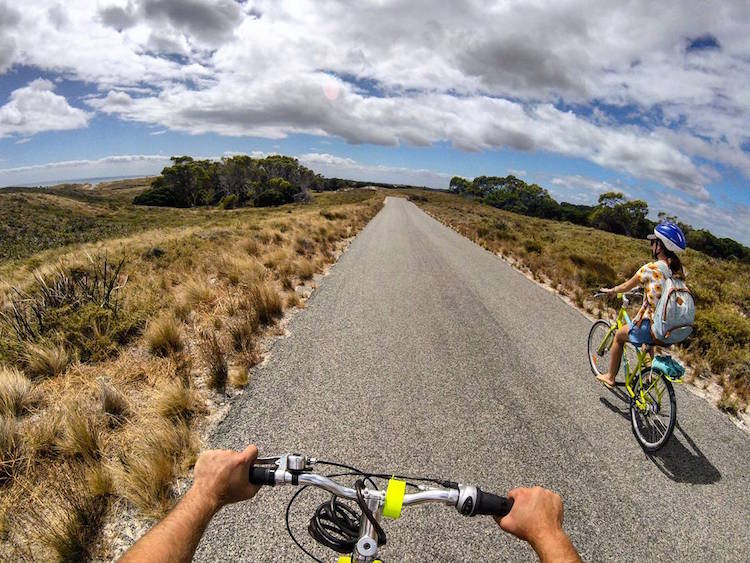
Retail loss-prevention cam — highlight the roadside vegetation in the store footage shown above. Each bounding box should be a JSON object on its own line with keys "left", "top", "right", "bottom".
{"left": 404, "top": 189, "right": 749, "bottom": 413}
{"left": 448, "top": 175, "right": 750, "bottom": 263}
{"left": 0, "top": 176, "right": 382, "bottom": 560}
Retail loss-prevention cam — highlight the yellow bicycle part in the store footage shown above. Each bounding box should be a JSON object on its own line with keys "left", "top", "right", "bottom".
{"left": 382, "top": 477, "right": 407, "bottom": 520}
{"left": 337, "top": 558, "right": 383, "bottom": 563}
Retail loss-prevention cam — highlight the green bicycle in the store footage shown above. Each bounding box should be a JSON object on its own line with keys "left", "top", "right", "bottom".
{"left": 587, "top": 290, "right": 681, "bottom": 452}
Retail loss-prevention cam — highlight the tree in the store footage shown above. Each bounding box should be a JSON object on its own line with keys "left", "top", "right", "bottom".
{"left": 590, "top": 193, "right": 650, "bottom": 238}
{"left": 133, "top": 153, "right": 319, "bottom": 209}
{"left": 449, "top": 176, "right": 471, "bottom": 194}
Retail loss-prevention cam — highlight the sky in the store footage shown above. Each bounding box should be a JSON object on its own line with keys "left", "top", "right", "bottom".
{"left": 0, "top": 1, "right": 748, "bottom": 244}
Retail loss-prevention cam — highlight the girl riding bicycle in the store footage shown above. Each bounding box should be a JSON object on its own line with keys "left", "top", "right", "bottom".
{"left": 595, "top": 221, "right": 687, "bottom": 388}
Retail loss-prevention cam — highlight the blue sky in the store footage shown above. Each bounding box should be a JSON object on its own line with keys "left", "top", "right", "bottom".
{"left": 0, "top": 1, "right": 748, "bottom": 244}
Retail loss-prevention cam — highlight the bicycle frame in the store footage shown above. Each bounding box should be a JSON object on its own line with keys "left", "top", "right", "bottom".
{"left": 597, "top": 292, "right": 665, "bottom": 411}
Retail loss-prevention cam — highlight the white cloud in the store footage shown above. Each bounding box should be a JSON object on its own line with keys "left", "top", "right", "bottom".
{"left": 298, "top": 152, "right": 451, "bottom": 188}
{"left": 0, "top": 78, "right": 91, "bottom": 137}
{"left": 549, "top": 175, "right": 628, "bottom": 204}
{"left": 0, "top": 2, "right": 21, "bottom": 73}
{"left": 659, "top": 194, "right": 750, "bottom": 245}
{"left": 0, "top": 1, "right": 748, "bottom": 208}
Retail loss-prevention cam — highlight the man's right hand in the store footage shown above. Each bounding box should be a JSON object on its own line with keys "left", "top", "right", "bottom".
{"left": 494, "top": 487, "right": 581, "bottom": 563}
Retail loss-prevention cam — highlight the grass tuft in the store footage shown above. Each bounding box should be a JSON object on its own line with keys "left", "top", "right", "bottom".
{"left": 111, "top": 420, "right": 196, "bottom": 517}
{"left": 176, "top": 278, "right": 214, "bottom": 315}
{"left": 0, "top": 366, "right": 34, "bottom": 417}
{"left": 155, "top": 379, "right": 204, "bottom": 422}
{"left": 33, "top": 469, "right": 109, "bottom": 562}
{"left": 296, "top": 258, "right": 316, "bottom": 280}
{"left": 229, "top": 310, "right": 260, "bottom": 352}
{"left": 0, "top": 417, "right": 25, "bottom": 484}
{"left": 24, "top": 411, "right": 61, "bottom": 459}
{"left": 201, "top": 334, "right": 228, "bottom": 392}
{"left": 145, "top": 313, "right": 183, "bottom": 356}
{"left": 228, "top": 365, "right": 249, "bottom": 388}
{"left": 23, "top": 342, "right": 70, "bottom": 379}
{"left": 248, "top": 282, "right": 283, "bottom": 325}
{"left": 58, "top": 406, "right": 102, "bottom": 462}
{"left": 99, "top": 379, "right": 131, "bottom": 426}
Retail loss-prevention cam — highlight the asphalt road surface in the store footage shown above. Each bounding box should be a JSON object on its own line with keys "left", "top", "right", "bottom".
{"left": 196, "top": 197, "right": 749, "bottom": 562}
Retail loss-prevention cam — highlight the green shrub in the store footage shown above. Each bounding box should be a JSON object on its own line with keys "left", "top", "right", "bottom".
{"left": 219, "top": 194, "right": 238, "bottom": 209}
{"left": 524, "top": 240, "right": 542, "bottom": 254}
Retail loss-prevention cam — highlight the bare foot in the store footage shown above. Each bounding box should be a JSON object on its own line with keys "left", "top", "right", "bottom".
{"left": 595, "top": 374, "right": 615, "bottom": 388}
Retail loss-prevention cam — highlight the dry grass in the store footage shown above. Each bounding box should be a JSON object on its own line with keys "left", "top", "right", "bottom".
{"left": 0, "top": 417, "right": 25, "bottom": 484}
{"left": 248, "top": 282, "right": 283, "bottom": 325}
{"left": 287, "top": 292, "right": 302, "bottom": 308}
{"left": 0, "top": 366, "right": 34, "bottom": 418}
{"left": 30, "top": 468, "right": 109, "bottom": 562}
{"left": 201, "top": 334, "right": 228, "bottom": 392}
{"left": 229, "top": 310, "right": 259, "bottom": 352}
{"left": 155, "top": 379, "right": 204, "bottom": 422}
{"left": 23, "top": 342, "right": 70, "bottom": 379}
{"left": 228, "top": 365, "right": 249, "bottom": 388}
{"left": 241, "top": 238, "right": 262, "bottom": 256}
{"left": 99, "top": 379, "right": 131, "bottom": 426}
{"left": 23, "top": 411, "right": 61, "bottom": 459}
{"left": 58, "top": 406, "right": 102, "bottom": 462}
{"left": 145, "top": 313, "right": 183, "bottom": 357}
{"left": 177, "top": 278, "right": 214, "bottom": 313}
{"left": 111, "top": 420, "right": 196, "bottom": 517}
{"left": 0, "top": 187, "right": 385, "bottom": 554}
{"left": 296, "top": 258, "right": 316, "bottom": 280}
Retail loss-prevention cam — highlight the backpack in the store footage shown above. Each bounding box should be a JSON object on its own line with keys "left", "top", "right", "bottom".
{"left": 651, "top": 262, "right": 695, "bottom": 345}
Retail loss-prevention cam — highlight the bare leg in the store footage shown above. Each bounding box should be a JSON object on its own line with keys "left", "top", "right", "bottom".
{"left": 596, "top": 325, "right": 629, "bottom": 386}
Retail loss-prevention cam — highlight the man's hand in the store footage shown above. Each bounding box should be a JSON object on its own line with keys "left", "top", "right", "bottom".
{"left": 191, "top": 445, "right": 260, "bottom": 514}
{"left": 495, "top": 487, "right": 563, "bottom": 547}
{"left": 120, "top": 445, "right": 261, "bottom": 563}
{"left": 494, "top": 487, "right": 581, "bottom": 563}
{"left": 599, "top": 287, "right": 615, "bottom": 294}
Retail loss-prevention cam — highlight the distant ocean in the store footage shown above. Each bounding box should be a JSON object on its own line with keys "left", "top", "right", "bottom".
{"left": 2, "top": 175, "right": 147, "bottom": 189}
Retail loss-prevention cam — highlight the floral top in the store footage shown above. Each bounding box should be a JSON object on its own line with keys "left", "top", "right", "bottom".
{"left": 634, "top": 261, "right": 669, "bottom": 323}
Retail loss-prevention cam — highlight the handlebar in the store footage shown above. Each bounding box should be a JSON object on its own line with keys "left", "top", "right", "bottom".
{"left": 593, "top": 289, "right": 643, "bottom": 300}
{"left": 249, "top": 454, "right": 513, "bottom": 518}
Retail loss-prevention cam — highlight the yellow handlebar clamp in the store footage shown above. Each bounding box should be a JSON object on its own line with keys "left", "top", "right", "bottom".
{"left": 382, "top": 477, "right": 406, "bottom": 520}
{"left": 338, "top": 558, "right": 382, "bottom": 563}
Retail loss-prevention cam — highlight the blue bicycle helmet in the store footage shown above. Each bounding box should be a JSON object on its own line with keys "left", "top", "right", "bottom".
{"left": 648, "top": 221, "right": 686, "bottom": 253}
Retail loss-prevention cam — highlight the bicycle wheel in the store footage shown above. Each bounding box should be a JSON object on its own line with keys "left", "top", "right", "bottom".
{"left": 587, "top": 320, "right": 614, "bottom": 377}
{"left": 630, "top": 368, "right": 676, "bottom": 452}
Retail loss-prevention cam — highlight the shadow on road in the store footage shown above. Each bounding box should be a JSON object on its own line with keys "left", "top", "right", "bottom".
{"left": 599, "top": 388, "right": 721, "bottom": 485}
{"left": 648, "top": 423, "right": 722, "bottom": 484}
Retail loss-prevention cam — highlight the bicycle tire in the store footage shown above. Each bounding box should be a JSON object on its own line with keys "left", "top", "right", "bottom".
{"left": 630, "top": 367, "right": 676, "bottom": 452}
{"left": 587, "top": 320, "right": 614, "bottom": 377}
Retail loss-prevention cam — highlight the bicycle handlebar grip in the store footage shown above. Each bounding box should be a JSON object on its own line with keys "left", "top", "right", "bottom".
{"left": 475, "top": 489, "right": 514, "bottom": 517}
{"left": 249, "top": 466, "right": 276, "bottom": 486}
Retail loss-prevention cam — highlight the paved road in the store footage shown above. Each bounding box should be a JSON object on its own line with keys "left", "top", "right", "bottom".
{"left": 196, "top": 197, "right": 749, "bottom": 562}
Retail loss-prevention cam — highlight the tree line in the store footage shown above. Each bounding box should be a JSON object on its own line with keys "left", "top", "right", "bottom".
{"left": 133, "top": 155, "right": 322, "bottom": 209}
{"left": 449, "top": 175, "right": 750, "bottom": 262}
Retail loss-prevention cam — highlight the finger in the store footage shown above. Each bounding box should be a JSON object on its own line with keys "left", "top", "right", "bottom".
{"left": 505, "top": 488, "right": 522, "bottom": 500}
{"left": 241, "top": 444, "right": 259, "bottom": 465}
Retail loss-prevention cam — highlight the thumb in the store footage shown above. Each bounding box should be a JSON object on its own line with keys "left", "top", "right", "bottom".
{"left": 241, "top": 444, "right": 259, "bottom": 465}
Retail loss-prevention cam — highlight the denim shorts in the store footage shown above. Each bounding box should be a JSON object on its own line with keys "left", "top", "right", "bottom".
{"left": 628, "top": 319, "right": 654, "bottom": 347}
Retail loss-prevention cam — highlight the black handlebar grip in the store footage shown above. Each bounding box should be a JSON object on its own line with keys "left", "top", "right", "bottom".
{"left": 249, "top": 466, "right": 276, "bottom": 486}
{"left": 475, "top": 489, "right": 514, "bottom": 517}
